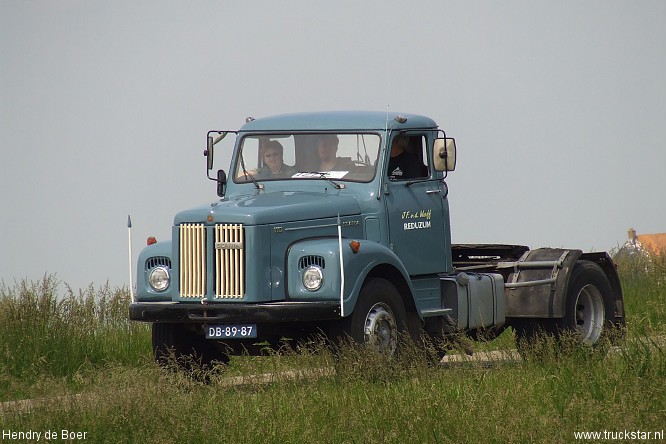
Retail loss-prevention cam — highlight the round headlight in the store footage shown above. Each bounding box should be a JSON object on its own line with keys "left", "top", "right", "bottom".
{"left": 302, "top": 266, "right": 323, "bottom": 292}
{"left": 149, "top": 266, "right": 170, "bottom": 292}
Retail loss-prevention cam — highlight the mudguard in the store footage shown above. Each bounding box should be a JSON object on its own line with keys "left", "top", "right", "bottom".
{"left": 580, "top": 251, "right": 625, "bottom": 325}
{"left": 504, "top": 247, "right": 582, "bottom": 318}
{"left": 505, "top": 248, "right": 625, "bottom": 322}
{"left": 287, "top": 238, "right": 415, "bottom": 317}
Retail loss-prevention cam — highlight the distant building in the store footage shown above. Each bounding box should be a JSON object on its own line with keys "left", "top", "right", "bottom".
{"left": 619, "top": 228, "right": 666, "bottom": 258}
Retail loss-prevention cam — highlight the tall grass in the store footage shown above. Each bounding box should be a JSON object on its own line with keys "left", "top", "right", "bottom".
{"left": 1, "top": 258, "right": 665, "bottom": 443}
{"left": 612, "top": 248, "right": 666, "bottom": 336}
{"left": 0, "top": 276, "right": 150, "bottom": 398}
{"left": 2, "top": 336, "right": 664, "bottom": 443}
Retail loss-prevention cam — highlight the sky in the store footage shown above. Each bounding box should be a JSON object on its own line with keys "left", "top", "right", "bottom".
{"left": 2, "top": 1, "right": 665, "bottom": 291}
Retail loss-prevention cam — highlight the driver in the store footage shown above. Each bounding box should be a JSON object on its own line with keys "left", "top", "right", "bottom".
{"left": 255, "top": 140, "right": 296, "bottom": 178}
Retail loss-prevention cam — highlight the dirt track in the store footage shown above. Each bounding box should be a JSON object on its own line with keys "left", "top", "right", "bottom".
{"left": 2, "top": 336, "right": 663, "bottom": 415}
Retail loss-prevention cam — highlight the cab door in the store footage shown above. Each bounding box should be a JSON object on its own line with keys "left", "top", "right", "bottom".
{"left": 383, "top": 133, "right": 451, "bottom": 275}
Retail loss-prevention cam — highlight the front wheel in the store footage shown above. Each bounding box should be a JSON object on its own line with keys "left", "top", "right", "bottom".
{"left": 152, "top": 323, "right": 229, "bottom": 371}
{"left": 336, "top": 278, "right": 407, "bottom": 357}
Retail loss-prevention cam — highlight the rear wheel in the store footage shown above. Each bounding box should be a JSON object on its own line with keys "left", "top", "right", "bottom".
{"left": 558, "top": 260, "right": 615, "bottom": 345}
{"left": 514, "top": 261, "right": 615, "bottom": 350}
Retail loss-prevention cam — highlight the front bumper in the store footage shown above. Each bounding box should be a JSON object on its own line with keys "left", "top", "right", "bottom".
{"left": 129, "top": 301, "right": 342, "bottom": 323}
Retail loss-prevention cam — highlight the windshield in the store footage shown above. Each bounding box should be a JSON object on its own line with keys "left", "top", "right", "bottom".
{"left": 234, "top": 133, "right": 381, "bottom": 183}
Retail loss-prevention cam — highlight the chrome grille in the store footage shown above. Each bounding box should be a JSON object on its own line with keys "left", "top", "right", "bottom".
{"left": 215, "top": 224, "right": 245, "bottom": 299}
{"left": 179, "top": 224, "right": 206, "bottom": 297}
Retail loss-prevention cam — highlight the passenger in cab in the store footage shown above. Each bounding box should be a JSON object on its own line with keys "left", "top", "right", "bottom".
{"left": 316, "top": 134, "right": 353, "bottom": 172}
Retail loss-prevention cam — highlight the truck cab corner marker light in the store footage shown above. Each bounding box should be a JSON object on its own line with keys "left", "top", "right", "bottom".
{"left": 349, "top": 240, "right": 360, "bottom": 254}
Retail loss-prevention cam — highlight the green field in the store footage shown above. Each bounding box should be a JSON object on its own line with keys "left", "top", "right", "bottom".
{"left": 1, "top": 254, "right": 664, "bottom": 443}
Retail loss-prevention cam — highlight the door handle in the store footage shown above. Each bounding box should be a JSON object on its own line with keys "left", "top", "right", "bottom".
{"left": 426, "top": 189, "right": 441, "bottom": 194}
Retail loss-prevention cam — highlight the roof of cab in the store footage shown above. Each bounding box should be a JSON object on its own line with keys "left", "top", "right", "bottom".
{"left": 239, "top": 111, "right": 438, "bottom": 132}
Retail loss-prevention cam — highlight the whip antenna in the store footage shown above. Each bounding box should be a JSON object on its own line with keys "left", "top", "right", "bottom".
{"left": 127, "top": 215, "right": 134, "bottom": 303}
{"left": 337, "top": 214, "right": 345, "bottom": 317}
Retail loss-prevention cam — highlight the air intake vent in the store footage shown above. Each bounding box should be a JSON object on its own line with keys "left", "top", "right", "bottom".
{"left": 298, "top": 255, "right": 325, "bottom": 270}
{"left": 145, "top": 256, "right": 171, "bottom": 270}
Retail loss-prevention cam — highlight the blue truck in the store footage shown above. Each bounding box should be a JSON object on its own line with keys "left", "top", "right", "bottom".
{"left": 129, "top": 111, "right": 625, "bottom": 365}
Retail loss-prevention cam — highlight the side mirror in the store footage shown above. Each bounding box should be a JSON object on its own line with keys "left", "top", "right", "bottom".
{"left": 205, "top": 132, "right": 229, "bottom": 171}
{"left": 433, "top": 138, "right": 457, "bottom": 172}
{"left": 217, "top": 169, "right": 227, "bottom": 197}
{"left": 205, "top": 136, "right": 214, "bottom": 170}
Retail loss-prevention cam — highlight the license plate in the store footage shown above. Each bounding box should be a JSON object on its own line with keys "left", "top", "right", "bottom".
{"left": 206, "top": 324, "right": 257, "bottom": 339}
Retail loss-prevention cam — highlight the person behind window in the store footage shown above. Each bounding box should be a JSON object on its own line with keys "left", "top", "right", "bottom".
{"left": 316, "top": 134, "right": 353, "bottom": 171}
{"left": 387, "top": 136, "right": 422, "bottom": 180}
{"left": 255, "top": 140, "right": 296, "bottom": 178}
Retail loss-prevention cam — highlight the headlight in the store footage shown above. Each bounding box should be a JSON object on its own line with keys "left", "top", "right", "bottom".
{"left": 149, "top": 266, "right": 170, "bottom": 292}
{"left": 302, "top": 266, "right": 323, "bottom": 291}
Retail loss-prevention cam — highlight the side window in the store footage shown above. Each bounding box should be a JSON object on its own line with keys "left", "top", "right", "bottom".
{"left": 413, "top": 135, "right": 429, "bottom": 177}
{"left": 388, "top": 134, "right": 428, "bottom": 180}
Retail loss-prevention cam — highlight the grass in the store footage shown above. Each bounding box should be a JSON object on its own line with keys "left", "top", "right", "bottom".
{"left": 1, "top": 253, "right": 665, "bottom": 443}
{"left": 2, "top": 339, "right": 664, "bottom": 443}
{"left": 0, "top": 277, "right": 150, "bottom": 399}
{"left": 613, "top": 248, "right": 666, "bottom": 336}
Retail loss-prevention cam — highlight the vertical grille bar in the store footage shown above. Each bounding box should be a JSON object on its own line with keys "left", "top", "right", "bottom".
{"left": 179, "top": 224, "right": 206, "bottom": 297}
{"left": 215, "top": 224, "right": 222, "bottom": 297}
{"left": 215, "top": 224, "right": 245, "bottom": 299}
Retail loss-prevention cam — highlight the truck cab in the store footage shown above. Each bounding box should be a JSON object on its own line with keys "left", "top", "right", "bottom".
{"left": 130, "top": 111, "right": 624, "bottom": 365}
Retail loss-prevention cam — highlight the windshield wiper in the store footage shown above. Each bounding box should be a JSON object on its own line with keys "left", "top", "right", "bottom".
{"left": 299, "top": 172, "right": 345, "bottom": 189}
{"left": 240, "top": 155, "right": 264, "bottom": 190}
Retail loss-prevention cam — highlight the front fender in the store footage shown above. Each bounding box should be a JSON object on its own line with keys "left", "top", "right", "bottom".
{"left": 136, "top": 241, "right": 174, "bottom": 301}
{"left": 287, "top": 238, "right": 414, "bottom": 317}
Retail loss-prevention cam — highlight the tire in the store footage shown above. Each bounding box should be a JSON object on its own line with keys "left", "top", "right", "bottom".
{"left": 338, "top": 278, "right": 407, "bottom": 357}
{"left": 152, "top": 323, "right": 229, "bottom": 371}
{"left": 513, "top": 260, "right": 615, "bottom": 350}
{"left": 556, "top": 260, "right": 615, "bottom": 346}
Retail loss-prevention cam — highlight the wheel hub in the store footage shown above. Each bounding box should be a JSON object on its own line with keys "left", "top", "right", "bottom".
{"left": 574, "top": 284, "right": 605, "bottom": 345}
{"left": 363, "top": 302, "right": 398, "bottom": 355}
